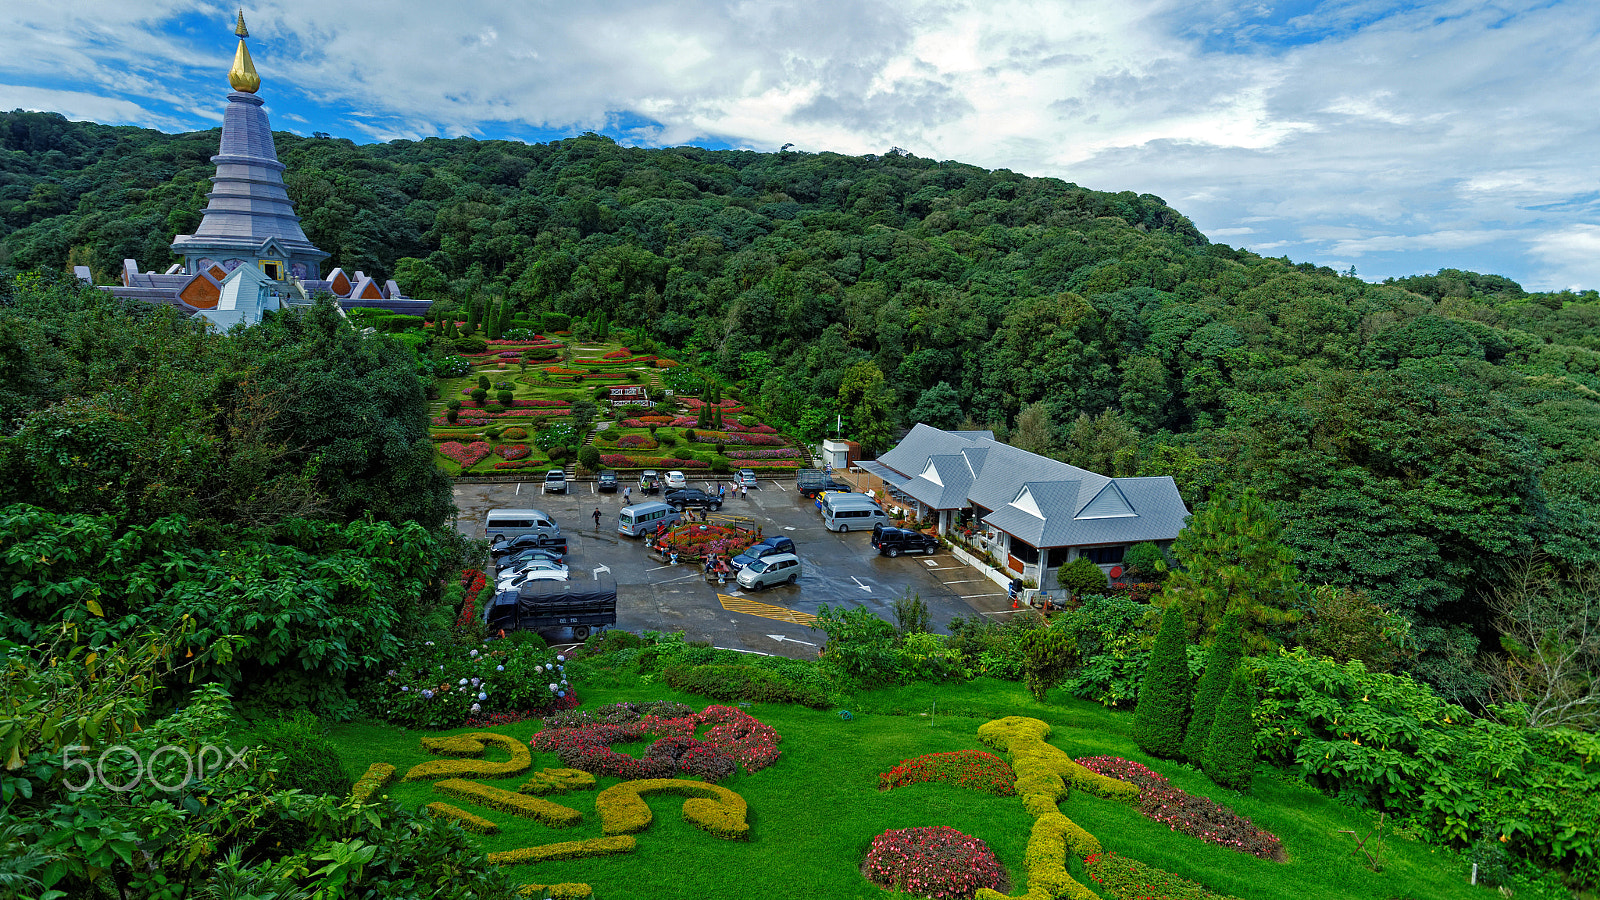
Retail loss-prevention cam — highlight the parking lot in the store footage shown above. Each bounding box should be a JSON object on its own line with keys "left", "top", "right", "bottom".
{"left": 452, "top": 475, "right": 1016, "bottom": 658}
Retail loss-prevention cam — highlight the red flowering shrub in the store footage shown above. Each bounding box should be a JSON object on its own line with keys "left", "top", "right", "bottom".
{"left": 726, "top": 449, "right": 801, "bottom": 459}
{"left": 597, "top": 454, "right": 709, "bottom": 469}
{"left": 544, "top": 366, "right": 584, "bottom": 375}
{"left": 1076, "top": 756, "right": 1284, "bottom": 860}
{"left": 616, "top": 434, "right": 659, "bottom": 449}
{"left": 660, "top": 524, "right": 758, "bottom": 560}
{"left": 879, "top": 750, "right": 1016, "bottom": 796}
{"left": 501, "top": 426, "right": 528, "bottom": 439}
{"left": 455, "top": 569, "right": 487, "bottom": 628}
{"left": 603, "top": 348, "right": 632, "bottom": 358}
{"left": 863, "top": 826, "right": 1007, "bottom": 900}
{"left": 529, "top": 702, "right": 780, "bottom": 780}
{"left": 437, "top": 441, "right": 492, "bottom": 468}
{"left": 495, "top": 443, "right": 531, "bottom": 460}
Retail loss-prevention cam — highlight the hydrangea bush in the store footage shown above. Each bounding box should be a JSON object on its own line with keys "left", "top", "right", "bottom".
{"left": 383, "top": 640, "right": 577, "bottom": 730}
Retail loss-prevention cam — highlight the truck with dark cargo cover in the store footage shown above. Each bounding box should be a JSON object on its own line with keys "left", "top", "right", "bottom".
{"left": 795, "top": 468, "right": 851, "bottom": 498}
{"left": 483, "top": 571, "right": 617, "bottom": 641}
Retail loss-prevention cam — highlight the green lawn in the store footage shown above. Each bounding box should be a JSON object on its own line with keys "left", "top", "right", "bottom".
{"left": 328, "top": 675, "right": 1488, "bottom": 900}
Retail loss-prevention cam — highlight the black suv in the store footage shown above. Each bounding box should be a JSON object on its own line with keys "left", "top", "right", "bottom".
{"left": 871, "top": 524, "right": 940, "bottom": 557}
{"left": 665, "top": 489, "right": 723, "bottom": 511}
{"left": 596, "top": 470, "right": 618, "bottom": 493}
{"left": 490, "top": 533, "right": 569, "bottom": 558}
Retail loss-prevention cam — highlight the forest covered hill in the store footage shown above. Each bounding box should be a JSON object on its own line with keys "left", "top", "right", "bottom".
{"left": 4, "top": 109, "right": 1599, "bottom": 703}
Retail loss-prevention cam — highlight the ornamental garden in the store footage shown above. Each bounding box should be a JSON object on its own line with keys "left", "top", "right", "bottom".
{"left": 408, "top": 316, "right": 804, "bottom": 477}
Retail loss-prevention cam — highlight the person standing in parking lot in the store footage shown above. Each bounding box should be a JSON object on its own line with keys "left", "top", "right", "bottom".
{"left": 593, "top": 508, "right": 602, "bottom": 529}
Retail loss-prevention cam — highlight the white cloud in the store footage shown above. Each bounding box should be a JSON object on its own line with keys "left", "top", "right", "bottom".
{"left": 1, "top": 0, "right": 1598, "bottom": 289}
{"left": 1528, "top": 225, "right": 1600, "bottom": 292}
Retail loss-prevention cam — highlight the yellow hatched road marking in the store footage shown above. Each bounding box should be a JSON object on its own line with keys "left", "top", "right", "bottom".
{"left": 717, "top": 593, "right": 817, "bottom": 626}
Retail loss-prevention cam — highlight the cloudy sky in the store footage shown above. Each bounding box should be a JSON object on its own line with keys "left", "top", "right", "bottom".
{"left": 4, "top": 0, "right": 1598, "bottom": 291}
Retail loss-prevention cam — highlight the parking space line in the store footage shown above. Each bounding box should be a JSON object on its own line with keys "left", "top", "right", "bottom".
{"left": 941, "top": 579, "right": 981, "bottom": 584}
{"left": 982, "top": 607, "right": 1031, "bottom": 614}
{"left": 717, "top": 593, "right": 818, "bottom": 626}
{"left": 961, "top": 593, "right": 1007, "bottom": 600}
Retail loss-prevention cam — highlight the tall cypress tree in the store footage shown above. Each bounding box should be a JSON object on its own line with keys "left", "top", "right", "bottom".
{"left": 465, "top": 297, "right": 481, "bottom": 334}
{"left": 1133, "top": 604, "right": 1193, "bottom": 759}
{"left": 1182, "top": 609, "right": 1245, "bottom": 762}
{"left": 1159, "top": 486, "right": 1304, "bottom": 651}
{"left": 1203, "top": 667, "right": 1258, "bottom": 791}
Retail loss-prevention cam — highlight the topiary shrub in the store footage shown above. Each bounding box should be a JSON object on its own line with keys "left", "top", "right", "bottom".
{"left": 662, "top": 664, "right": 830, "bottom": 709}
{"left": 578, "top": 446, "right": 601, "bottom": 472}
{"left": 710, "top": 456, "right": 732, "bottom": 475}
{"left": 1203, "top": 668, "right": 1257, "bottom": 791}
{"left": 497, "top": 390, "right": 514, "bottom": 406}
{"left": 1133, "top": 604, "right": 1192, "bottom": 759}
{"left": 471, "top": 388, "right": 488, "bottom": 404}
{"left": 478, "top": 375, "right": 491, "bottom": 390}
{"left": 448, "top": 398, "right": 462, "bottom": 411}
{"left": 485, "top": 403, "right": 505, "bottom": 414}
{"left": 446, "top": 408, "right": 459, "bottom": 423}
{"left": 1183, "top": 609, "right": 1244, "bottom": 763}
{"left": 502, "top": 426, "right": 528, "bottom": 440}
{"left": 257, "top": 711, "right": 354, "bottom": 798}
{"left": 548, "top": 446, "right": 569, "bottom": 462}
{"left": 484, "top": 427, "right": 503, "bottom": 440}
{"left": 684, "top": 428, "right": 697, "bottom": 443}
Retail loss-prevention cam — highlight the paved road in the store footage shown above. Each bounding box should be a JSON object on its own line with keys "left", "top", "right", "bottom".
{"left": 453, "top": 477, "right": 1017, "bottom": 659}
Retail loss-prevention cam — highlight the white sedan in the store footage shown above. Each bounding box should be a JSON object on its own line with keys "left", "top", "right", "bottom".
{"left": 664, "top": 470, "right": 688, "bottom": 489}
{"left": 496, "top": 560, "right": 570, "bottom": 590}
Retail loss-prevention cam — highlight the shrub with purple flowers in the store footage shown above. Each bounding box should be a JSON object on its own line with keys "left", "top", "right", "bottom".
{"left": 383, "top": 639, "right": 577, "bottom": 730}
{"left": 1075, "top": 756, "right": 1285, "bottom": 860}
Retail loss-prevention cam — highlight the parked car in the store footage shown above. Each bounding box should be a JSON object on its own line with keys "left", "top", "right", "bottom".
{"left": 490, "top": 533, "right": 568, "bottom": 558}
{"left": 497, "top": 565, "right": 571, "bottom": 592}
{"left": 664, "top": 470, "right": 688, "bottom": 489}
{"left": 736, "top": 469, "right": 758, "bottom": 488}
{"left": 814, "top": 489, "right": 853, "bottom": 511}
{"left": 871, "top": 524, "right": 940, "bottom": 557}
{"left": 497, "top": 547, "right": 566, "bottom": 569}
{"left": 638, "top": 470, "right": 660, "bottom": 494}
{"left": 735, "top": 553, "right": 802, "bottom": 590}
{"left": 483, "top": 571, "right": 617, "bottom": 642}
{"left": 496, "top": 558, "right": 570, "bottom": 580}
{"left": 729, "top": 536, "right": 797, "bottom": 571}
{"left": 666, "top": 488, "right": 722, "bottom": 511}
{"left": 596, "top": 470, "right": 618, "bottom": 493}
{"left": 543, "top": 469, "right": 567, "bottom": 493}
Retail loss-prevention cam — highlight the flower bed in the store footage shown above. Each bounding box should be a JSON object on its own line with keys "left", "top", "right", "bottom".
{"left": 864, "top": 826, "right": 1007, "bottom": 900}
{"left": 529, "top": 702, "right": 781, "bottom": 780}
{"left": 603, "top": 348, "right": 633, "bottom": 359}
{"left": 659, "top": 523, "right": 759, "bottom": 560}
{"left": 496, "top": 443, "right": 531, "bottom": 460}
{"left": 434, "top": 415, "right": 490, "bottom": 427}
{"left": 1075, "top": 756, "right": 1284, "bottom": 860}
{"left": 615, "top": 434, "right": 659, "bottom": 449}
{"left": 545, "top": 367, "right": 585, "bottom": 375}
{"left": 492, "top": 460, "right": 554, "bottom": 471}
{"left": 879, "top": 750, "right": 1016, "bottom": 796}
{"left": 622, "top": 416, "right": 677, "bottom": 427}
{"left": 725, "top": 449, "right": 801, "bottom": 459}
{"left": 457, "top": 393, "right": 571, "bottom": 407}
{"left": 597, "top": 455, "right": 709, "bottom": 469}
{"left": 437, "top": 441, "right": 492, "bottom": 468}
{"left": 455, "top": 569, "right": 487, "bottom": 629}
{"left": 679, "top": 398, "right": 744, "bottom": 410}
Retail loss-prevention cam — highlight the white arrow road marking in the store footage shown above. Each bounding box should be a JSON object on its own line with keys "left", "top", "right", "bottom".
{"left": 850, "top": 576, "right": 871, "bottom": 592}
{"left": 766, "top": 634, "right": 816, "bottom": 646}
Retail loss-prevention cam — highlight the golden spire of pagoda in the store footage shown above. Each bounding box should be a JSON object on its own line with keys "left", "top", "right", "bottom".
{"left": 228, "top": 11, "right": 261, "bottom": 93}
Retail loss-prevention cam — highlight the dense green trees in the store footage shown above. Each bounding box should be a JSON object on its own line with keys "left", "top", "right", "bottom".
{"left": 1132, "top": 604, "right": 1192, "bottom": 759}
{"left": 1160, "top": 487, "right": 1303, "bottom": 651}
{"left": 5, "top": 112, "right": 1600, "bottom": 696}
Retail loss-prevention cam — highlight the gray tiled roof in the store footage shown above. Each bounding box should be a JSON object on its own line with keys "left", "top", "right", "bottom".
{"left": 881, "top": 424, "right": 1190, "bottom": 548}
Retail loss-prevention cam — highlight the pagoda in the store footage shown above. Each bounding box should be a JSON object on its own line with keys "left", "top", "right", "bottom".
{"left": 82, "top": 12, "right": 427, "bottom": 327}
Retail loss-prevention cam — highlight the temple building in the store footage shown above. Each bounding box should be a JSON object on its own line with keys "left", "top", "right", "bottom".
{"left": 78, "top": 13, "right": 429, "bottom": 328}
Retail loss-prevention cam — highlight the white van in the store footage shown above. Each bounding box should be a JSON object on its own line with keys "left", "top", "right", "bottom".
{"left": 618, "top": 501, "right": 682, "bottom": 537}
{"left": 821, "top": 495, "right": 889, "bottom": 533}
{"left": 485, "top": 508, "right": 560, "bottom": 543}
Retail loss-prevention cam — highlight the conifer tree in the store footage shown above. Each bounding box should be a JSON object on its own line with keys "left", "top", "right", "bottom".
{"left": 1133, "top": 603, "right": 1192, "bottom": 759}
{"left": 1159, "top": 486, "right": 1304, "bottom": 652}
{"left": 489, "top": 299, "right": 507, "bottom": 340}
{"left": 465, "top": 297, "right": 481, "bottom": 334}
{"left": 1182, "top": 609, "right": 1245, "bottom": 762}
{"left": 1203, "top": 667, "right": 1258, "bottom": 791}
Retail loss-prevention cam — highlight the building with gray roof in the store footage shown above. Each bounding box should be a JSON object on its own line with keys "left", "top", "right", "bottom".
{"left": 875, "top": 423, "right": 1189, "bottom": 591}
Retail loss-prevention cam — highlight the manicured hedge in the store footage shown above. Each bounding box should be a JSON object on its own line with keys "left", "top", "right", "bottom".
{"left": 426, "top": 801, "right": 500, "bottom": 834}
{"left": 433, "top": 777, "right": 584, "bottom": 828}
{"left": 662, "top": 664, "right": 830, "bottom": 709}
{"left": 402, "top": 732, "right": 532, "bottom": 781}
{"left": 488, "top": 835, "right": 635, "bottom": 866}
{"left": 349, "top": 762, "right": 397, "bottom": 803}
{"left": 595, "top": 779, "right": 750, "bottom": 840}
{"left": 519, "top": 767, "right": 597, "bottom": 796}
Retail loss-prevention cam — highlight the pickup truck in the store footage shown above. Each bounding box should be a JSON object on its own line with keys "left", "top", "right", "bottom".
{"left": 544, "top": 469, "right": 568, "bottom": 493}
{"left": 483, "top": 571, "right": 617, "bottom": 641}
{"left": 796, "top": 468, "right": 851, "bottom": 498}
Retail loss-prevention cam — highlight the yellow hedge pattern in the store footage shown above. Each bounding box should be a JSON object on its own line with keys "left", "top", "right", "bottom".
{"left": 974, "top": 716, "right": 1129, "bottom": 900}
{"left": 594, "top": 779, "right": 750, "bottom": 840}
{"left": 403, "top": 732, "right": 533, "bottom": 782}
{"left": 426, "top": 801, "right": 500, "bottom": 834}
{"left": 515, "top": 884, "right": 594, "bottom": 900}
{"left": 488, "top": 835, "right": 636, "bottom": 866}
{"left": 519, "top": 767, "right": 597, "bottom": 796}
{"left": 348, "top": 763, "right": 396, "bottom": 803}
{"left": 434, "top": 778, "right": 583, "bottom": 828}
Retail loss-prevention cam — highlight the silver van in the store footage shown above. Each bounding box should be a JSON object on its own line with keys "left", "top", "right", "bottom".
{"left": 821, "top": 495, "right": 889, "bottom": 533}
{"left": 618, "top": 501, "right": 682, "bottom": 537}
{"left": 485, "top": 508, "right": 560, "bottom": 543}
{"left": 735, "top": 552, "right": 801, "bottom": 590}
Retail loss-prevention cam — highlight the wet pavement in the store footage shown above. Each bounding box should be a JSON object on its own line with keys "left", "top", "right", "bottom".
{"left": 453, "top": 476, "right": 1017, "bottom": 659}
